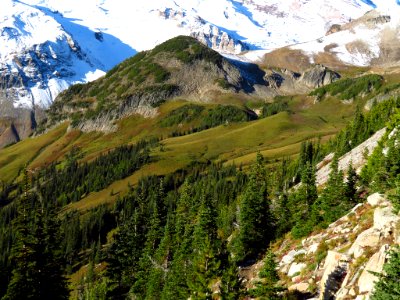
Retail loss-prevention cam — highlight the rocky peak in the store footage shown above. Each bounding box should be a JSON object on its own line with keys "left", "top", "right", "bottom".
{"left": 45, "top": 36, "right": 249, "bottom": 132}
{"left": 263, "top": 65, "right": 340, "bottom": 95}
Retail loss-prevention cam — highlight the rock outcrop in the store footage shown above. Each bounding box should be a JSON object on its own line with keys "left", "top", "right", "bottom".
{"left": 299, "top": 65, "right": 340, "bottom": 89}
{"left": 276, "top": 194, "right": 399, "bottom": 300}
{"left": 315, "top": 128, "right": 386, "bottom": 186}
{"left": 319, "top": 251, "right": 350, "bottom": 300}
{"left": 357, "top": 245, "right": 388, "bottom": 296}
{"left": 263, "top": 65, "right": 340, "bottom": 95}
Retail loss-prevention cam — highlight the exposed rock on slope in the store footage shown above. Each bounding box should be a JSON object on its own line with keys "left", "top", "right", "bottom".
{"left": 315, "top": 128, "right": 387, "bottom": 186}
{"left": 277, "top": 193, "right": 399, "bottom": 299}
{"left": 0, "top": 97, "right": 45, "bottom": 147}
{"left": 46, "top": 36, "right": 252, "bottom": 132}
{"left": 264, "top": 65, "right": 340, "bottom": 95}
{"left": 290, "top": 9, "right": 400, "bottom": 68}
{"left": 45, "top": 36, "right": 340, "bottom": 134}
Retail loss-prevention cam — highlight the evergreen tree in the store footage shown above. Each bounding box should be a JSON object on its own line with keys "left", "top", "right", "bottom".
{"left": 161, "top": 224, "right": 193, "bottom": 300}
{"left": 3, "top": 172, "right": 69, "bottom": 300}
{"left": 274, "top": 193, "right": 292, "bottom": 237}
{"left": 36, "top": 204, "right": 70, "bottom": 299}
{"left": 145, "top": 217, "right": 175, "bottom": 300}
{"left": 345, "top": 163, "right": 359, "bottom": 203}
{"left": 291, "top": 163, "right": 318, "bottom": 238}
{"left": 235, "top": 153, "right": 273, "bottom": 262}
{"left": 188, "top": 193, "right": 221, "bottom": 299}
{"left": 220, "top": 258, "right": 243, "bottom": 300}
{"left": 106, "top": 208, "right": 145, "bottom": 297}
{"left": 315, "top": 154, "right": 350, "bottom": 226}
{"left": 2, "top": 187, "right": 37, "bottom": 300}
{"left": 130, "top": 201, "right": 163, "bottom": 298}
{"left": 250, "top": 250, "right": 283, "bottom": 300}
{"left": 390, "top": 176, "right": 400, "bottom": 213}
{"left": 371, "top": 246, "right": 400, "bottom": 300}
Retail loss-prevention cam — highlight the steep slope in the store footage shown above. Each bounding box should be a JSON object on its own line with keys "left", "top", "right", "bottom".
{"left": 262, "top": 4, "right": 400, "bottom": 71}
{"left": 44, "top": 36, "right": 344, "bottom": 135}
{"left": 274, "top": 193, "right": 400, "bottom": 299}
{"left": 0, "top": 0, "right": 380, "bottom": 111}
{"left": 45, "top": 36, "right": 254, "bottom": 132}
{"left": 0, "top": 0, "right": 394, "bottom": 146}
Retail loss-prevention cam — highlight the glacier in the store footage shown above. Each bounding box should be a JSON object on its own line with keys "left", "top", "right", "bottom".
{"left": 0, "top": 0, "right": 396, "bottom": 109}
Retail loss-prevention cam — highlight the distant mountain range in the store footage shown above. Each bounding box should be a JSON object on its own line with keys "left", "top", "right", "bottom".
{"left": 2, "top": 0, "right": 398, "bottom": 109}
{"left": 0, "top": 0, "right": 399, "bottom": 146}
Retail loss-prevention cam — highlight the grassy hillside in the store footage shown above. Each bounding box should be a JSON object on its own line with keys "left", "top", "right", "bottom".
{"left": 0, "top": 91, "right": 358, "bottom": 212}
{"left": 45, "top": 36, "right": 247, "bottom": 129}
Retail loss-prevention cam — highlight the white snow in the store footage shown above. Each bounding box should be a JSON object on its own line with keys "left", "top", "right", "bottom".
{"left": 1, "top": 0, "right": 400, "bottom": 108}
{"left": 291, "top": 2, "right": 400, "bottom": 67}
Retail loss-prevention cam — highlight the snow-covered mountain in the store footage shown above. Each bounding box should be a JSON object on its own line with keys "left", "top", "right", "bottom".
{"left": 0, "top": 0, "right": 399, "bottom": 111}
{"left": 289, "top": 1, "right": 400, "bottom": 67}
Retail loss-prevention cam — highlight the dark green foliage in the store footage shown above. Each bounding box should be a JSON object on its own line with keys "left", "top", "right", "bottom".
{"left": 101, "top": 163, "right": 247, "bottom": 299}
{"left": 262, "top": 101, "right": 289, "bottom": 118}
{"left": 152, "top": 36, "right": 223, "bottom": 65}
{"left": 200, "top": 105, "right": 256, "bottom": 129}
{"left": 361, "top": 119, "right": 400, "bottom": 193}
{"left": 39, "top": 139, "right": 155, "bottom": 205}
{"left": 313, "top": 155, "right": 350, "bottom": 227}
{"left": 310, "top": 74, "right": 383, "bottom": 100}
{"left": 2, "top": 175, "right": 69, "bottom": 300}
{"left": 297, "top": 139, "right": 322, "bottom": 181}
{"left": 390, "top": 177, "right": 400, "bottom": 214}
{"left": 371, "top": 246, "right": 400, "bottom": 300}
{"left": 188, "top": 193, "right": 222, "bottom": 299}
{"left": 290, "top": 162, "right": 318, "bottom": 239}
{"left": 60, "top": 83, "right": 87, "bottom": 102}
{"left": 327, "top": 98, "right": 400, "bottom": 156}
{"left": 159, "top": 104, "right": 205, "bottom": 127}
{"left": 164, "top": 104, "right": 257, "bottom": 137}
{"left": 234, "top": 153, "right": 274, "bottom": 263}
{"left": 345, "top": 163, "right": 359, "bottom": 203}
{"left": 215, "top": 78, "right": 232, "bottom": 90}
{"left": 220, "top": 259, "right": 243, "bottom": 300}
{"left": 250, "top": 251, "right": 283, "bottom": 299}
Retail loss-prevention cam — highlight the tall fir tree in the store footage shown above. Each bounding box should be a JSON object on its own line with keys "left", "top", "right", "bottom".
{"left": 314, "top": 154, "right": 350, "bottom": 226}
{"left": 291, "top": 162, "right": 318, "bottom": 238}
{"left": 3, "top": 171, "right": 69, "bottom": 300}
{"left": 219, "top": 257, "right": 243, "bottom": 300}
{"left": 345, "top": 163, "right": 359, "bottom": 203}
{"left": 235, "top": 153, "right": 274, "bottom": 262}
{"left": 188, "top": 192, "right": 221, "bottom": 299}
{"left": 371, "top": 246, "right": 400, "bottom": 300}
{"left": 2, "top": 172, "right": 37, "bottom": 300}
{"left": 250, "top": 250, "right": 283, "bottom": 300}
{"left": 106, "top": 208, "right": 145, "bottom": 298}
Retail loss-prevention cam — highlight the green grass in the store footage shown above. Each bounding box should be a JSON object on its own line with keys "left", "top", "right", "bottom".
{"left": 310, "top": 74, "right": 383, "bottom": 100}
{"left": 0, "top": 124, "right": 68, "bottom": 183}
{"left": 1, "top": 93, "right": 358, "bottom": 212}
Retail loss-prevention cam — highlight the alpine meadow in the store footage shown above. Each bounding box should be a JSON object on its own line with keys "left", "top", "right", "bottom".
{"left": 1, "top": 1, "right": 400, "bottom": 299}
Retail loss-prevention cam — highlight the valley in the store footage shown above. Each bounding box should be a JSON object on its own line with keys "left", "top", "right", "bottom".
{"left": 0, "top": 1, "right": 400, "bottom": 300}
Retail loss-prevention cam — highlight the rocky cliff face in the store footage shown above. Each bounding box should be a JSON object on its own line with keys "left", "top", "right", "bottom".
{"left": 263, "top": 65, "right": 340, "bottom": 95}
{"left": 243, "top": 126, "right": 399, "bottom": 300}
{"left": 315, "top": 128, "right": 387, "bottom": 186}
{"left": 45, "top": 36, "right": 250, "bottom": 133}
{"left": 276, "top": 193, "right": 399, "bottom": 300}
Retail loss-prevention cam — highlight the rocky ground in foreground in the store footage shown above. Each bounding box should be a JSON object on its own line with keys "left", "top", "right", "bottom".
{"left": 245, "top": 192, "right": 399, "bottom": 300}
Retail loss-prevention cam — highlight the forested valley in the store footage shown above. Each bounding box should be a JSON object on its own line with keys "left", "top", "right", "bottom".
{"left": 1, "top": 97, "right": 400, "bottom": 299}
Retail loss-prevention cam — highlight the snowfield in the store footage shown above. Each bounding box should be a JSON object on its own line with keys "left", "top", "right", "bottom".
{"left": 0, "top": 0, "right": 399, "bottom": 108}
